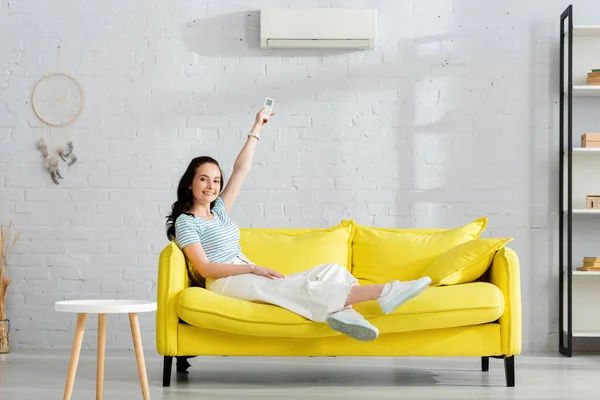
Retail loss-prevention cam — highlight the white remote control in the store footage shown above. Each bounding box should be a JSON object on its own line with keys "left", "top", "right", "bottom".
{"left": 263, "top": 97, "right": 274, "bottom": 122}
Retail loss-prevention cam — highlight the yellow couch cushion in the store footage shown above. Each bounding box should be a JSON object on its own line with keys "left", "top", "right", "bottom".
{"left": 351, "top": 217, "right": 488, "bottom": 284}
{"left": 239, "top": 220, "right": 354, "bottom": 275}
{"left": 355, "top": 282, "right": 504, "bottom": 335}
{"left": 176, "top": 282, "right": 503, "bottom": 338}
{"left": 422, "top": 238, "right": 513, "bottom": 286}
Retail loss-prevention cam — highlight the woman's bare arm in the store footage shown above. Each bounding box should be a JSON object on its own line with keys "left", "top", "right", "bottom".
{"left": 182, "top": 242, "right": 284, "bottom": 279}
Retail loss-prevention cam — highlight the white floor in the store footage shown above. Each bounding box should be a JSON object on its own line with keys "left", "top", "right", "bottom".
{"left": 1, "top": 350, "right": 600, "bottom": 399}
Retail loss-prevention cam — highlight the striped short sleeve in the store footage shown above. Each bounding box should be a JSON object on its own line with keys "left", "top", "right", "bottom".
{"left": 175, "top": 214, "right": 201, "bottom": 249}
{"left": 212, "top": 196, "right": 226, "bottom": 214}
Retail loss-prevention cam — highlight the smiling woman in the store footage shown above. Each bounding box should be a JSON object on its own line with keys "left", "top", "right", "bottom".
{"left": 165, "top": 156, "right": 225, "bottom": 231}
{"left": 164, "top": 108, "right": 431, "bottom": 343}
{"left": 164, "top": 108, "right": 273, "bottom": 282}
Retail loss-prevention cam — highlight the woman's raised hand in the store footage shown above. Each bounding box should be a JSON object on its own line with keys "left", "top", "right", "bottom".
{"left": 253, "top": 108, "right": 275, "bottom": 128}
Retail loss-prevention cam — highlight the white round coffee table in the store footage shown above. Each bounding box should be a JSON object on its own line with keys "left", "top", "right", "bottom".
{"left": 55, "top": 299, "right": 157, "bottom": 400}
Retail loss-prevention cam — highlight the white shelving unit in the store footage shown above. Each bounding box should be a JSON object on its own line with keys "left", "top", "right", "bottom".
{"left": 572, "top": 209, "right": 600, "bottom": 214}
{"left": 571, "top": 25, "right": 600, "bottom": 37}
{"left": 570, "top": 273, "right": 600, "bottom": 337}
{"left": 573, "top": 331, "right": 600, "bottom": 338}
{"left": 573, "top": 85, "right": 600, "bottom": 96}
{"left": 559, "top": 10, "right": 600, "bottom": 356}
{"left": 563, "top": 150, "right": 600, "bottom": 210}
{"left": 565, "top": 25, "right": 600, "bottom": 92}
{"left": 573, "top": 270, "right": 600, "bottom": 276}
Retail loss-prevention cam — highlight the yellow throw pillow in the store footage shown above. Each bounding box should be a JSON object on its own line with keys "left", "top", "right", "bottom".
{"left": 352, "top": 217, "right": 487, "bottom": 283}
{"left": 185, "top": 257, "right": 205, "bottom": 288}
{"left": 422, "top": 238, "right": 513, "bottom": 286}
{"left": 239, "top": 221, "right": 354, "bottom": 275}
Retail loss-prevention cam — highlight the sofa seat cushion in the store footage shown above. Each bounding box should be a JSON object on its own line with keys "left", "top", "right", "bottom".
{"left": 176, "top": 282, "right": 504, "bottom": 338}
{"left": 355, "top": 282, "right": 504, "bottom": 334}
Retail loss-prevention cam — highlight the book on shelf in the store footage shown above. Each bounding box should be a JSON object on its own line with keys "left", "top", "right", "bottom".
{"left": 588, "top": 70, "right": 600, "bottom": 84}
{"left": 582, "top": 262, "right": 600, "bottom": 267}
{"left": 577, "top": 257, "right": 600, "bottom": 271}
{"left": 577, "top": 266, "right": 600, "bottom": 272}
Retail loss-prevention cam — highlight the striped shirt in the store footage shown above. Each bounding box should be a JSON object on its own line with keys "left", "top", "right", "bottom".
{"left": 174, "top": 196, "right": 249, "bottom": 263}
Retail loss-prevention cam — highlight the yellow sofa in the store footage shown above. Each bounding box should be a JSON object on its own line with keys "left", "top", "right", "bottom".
{"left": 156, "top": 218, "right": 522, "bottom": 387}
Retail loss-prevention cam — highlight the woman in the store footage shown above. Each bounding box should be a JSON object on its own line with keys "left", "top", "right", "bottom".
{"left": 166, "top": 109, "right": 432, "bottom": 342}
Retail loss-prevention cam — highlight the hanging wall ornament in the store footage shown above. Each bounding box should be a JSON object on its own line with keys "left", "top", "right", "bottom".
{"left": 31, "top": 57, "right": 84, "bottom": 185}
{"left": 36, "top": 138, "right": 63, "bottom": 185}
{"left": 32, "top": 72, "right": 84, "bottom": 127}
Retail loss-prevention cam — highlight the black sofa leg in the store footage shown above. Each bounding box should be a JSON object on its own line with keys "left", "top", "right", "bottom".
{"left": 177, "top": 356, "right": 193, "bottom": 374}
{"left": 504, "top": 356, "right": 515, "bottom": 387}
{"left": 481, "top": 356, "right": 489, "bottom": 372}
{"left": 163, "top": 356, "right": 173, "bottom": 387}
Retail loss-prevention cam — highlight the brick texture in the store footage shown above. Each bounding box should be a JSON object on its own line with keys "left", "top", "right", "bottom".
{"left": 2, "top": 0, "right": 600, "bottom": 352}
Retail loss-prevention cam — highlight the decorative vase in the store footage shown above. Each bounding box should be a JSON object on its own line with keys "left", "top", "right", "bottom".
{"left": 0, "top": 319, "right": 9, "bottom": 354}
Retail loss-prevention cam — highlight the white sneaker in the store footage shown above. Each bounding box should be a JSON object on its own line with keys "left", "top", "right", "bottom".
{"left": 326, "top": 307, "right": 379, "bottom": 342}
{"left": 377, "top": 277, "right": 432, "bottom": 314}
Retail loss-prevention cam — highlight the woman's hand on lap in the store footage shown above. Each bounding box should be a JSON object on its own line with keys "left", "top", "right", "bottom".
{"left": 250, "top": 265, "right": 285, "bottom": 279}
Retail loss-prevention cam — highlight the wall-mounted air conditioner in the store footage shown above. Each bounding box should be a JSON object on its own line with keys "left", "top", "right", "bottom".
{"left": 260, "top": 8, "right": 377, "bottom": 50}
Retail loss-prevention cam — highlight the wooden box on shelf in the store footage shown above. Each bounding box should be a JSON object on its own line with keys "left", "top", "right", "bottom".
{"left": 581, "top": 133, "right": 600, "bottom": 148}
{"left": 586, "top": 195, "right": 600, "bottom": 209}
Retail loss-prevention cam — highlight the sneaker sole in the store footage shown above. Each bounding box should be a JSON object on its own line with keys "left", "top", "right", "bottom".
{"left": 326, "top": 316, "right": 379, "bottom": 342}
{"left": 381, "top": 276, "right": 432, "bottom": 315}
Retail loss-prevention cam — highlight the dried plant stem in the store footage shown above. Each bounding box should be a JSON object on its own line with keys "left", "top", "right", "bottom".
{"left": 0, "top": 219, "right": 19, "bottom": 323}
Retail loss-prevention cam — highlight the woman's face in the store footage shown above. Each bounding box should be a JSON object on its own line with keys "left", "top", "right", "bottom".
{"left": 190, "top": 163, "right": 221, "bottom": 205}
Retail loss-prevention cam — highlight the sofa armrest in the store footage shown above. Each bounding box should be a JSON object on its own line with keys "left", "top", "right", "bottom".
{"left": 490, "top": 247, "right": 522, "bottom": 356}
{"left": 156, "top": 242, "right": 190, "bottom": 356}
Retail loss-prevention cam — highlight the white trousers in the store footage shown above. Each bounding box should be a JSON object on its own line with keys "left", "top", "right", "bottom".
{"left": 206, "top": 257, "right": 357, "bottom": 322}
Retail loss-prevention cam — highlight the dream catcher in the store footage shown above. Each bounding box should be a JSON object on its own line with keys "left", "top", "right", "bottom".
{"left": 31, "top": 49, "right": 84, "bottom": 184}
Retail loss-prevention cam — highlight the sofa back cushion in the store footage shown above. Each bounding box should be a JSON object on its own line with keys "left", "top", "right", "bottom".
{"left": 351, "top": 217, "right": 488, "bottom": 284}
{"left": 239, "top": 220, "right": 354, "bottom": 275}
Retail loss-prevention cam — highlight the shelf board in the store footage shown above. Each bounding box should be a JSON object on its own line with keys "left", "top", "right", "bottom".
{"left": 557, "top": 209, "right": 600, "bottom": 214}
{"left": 562, "top": 148, "right": 600, "bottom": 156}
{"left": 573, "top": 330, "right": 600, "bottom": 338}
{"left": 571, "top": 209, "right": 600, "bottom": 214}
{"left": 573, "top": 270, "right": 600, "bottom": 276}
{"left": 573, "top": 85, "right": 600, "bottom": 96}
{"left": 571, "top": 25, "right": 600, "bottom": 37}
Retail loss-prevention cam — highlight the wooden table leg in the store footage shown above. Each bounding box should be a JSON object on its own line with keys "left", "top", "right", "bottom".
{"left": 129, "top": 313, "right": 150, "bottom": 400}
{"left": 96, "top": 313, "right": 107, "bottom": 400}
{"left": 63, "top": 313, "right": 87, "bottom": 400}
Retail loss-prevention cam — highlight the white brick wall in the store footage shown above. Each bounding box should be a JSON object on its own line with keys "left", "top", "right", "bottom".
{"left": 1, "top": 0, "right": 600, "bottom": 352}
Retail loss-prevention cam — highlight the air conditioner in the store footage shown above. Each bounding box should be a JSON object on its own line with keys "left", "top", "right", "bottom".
{"left": 260, "top": 8, "right": 377, "bottom": 50}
